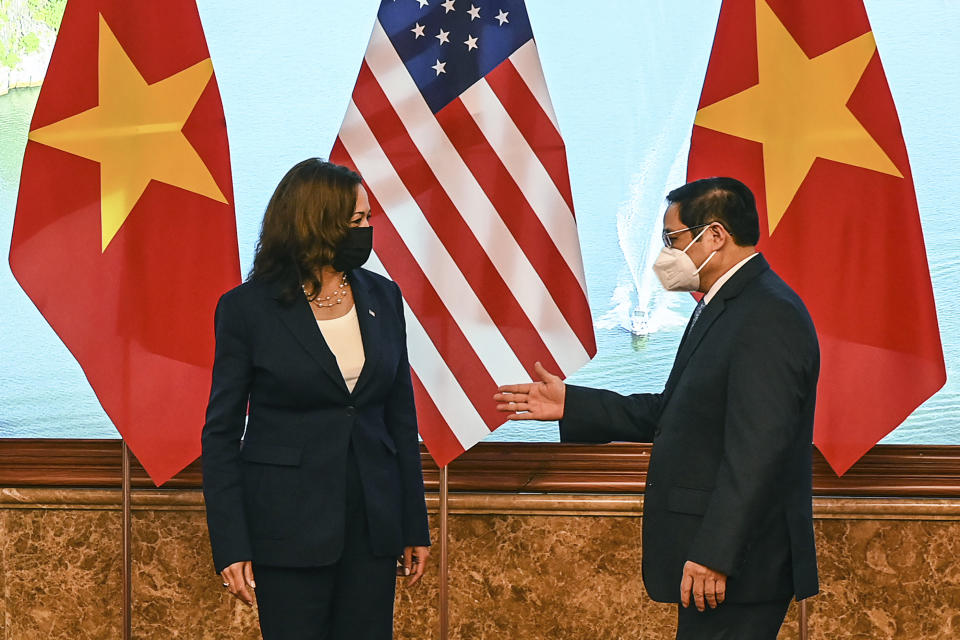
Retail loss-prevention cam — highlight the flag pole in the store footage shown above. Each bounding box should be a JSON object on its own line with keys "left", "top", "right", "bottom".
{"left": 439, "top": 463, "right": 449, "bottom": 640}
{"left": 799, "top": 599, "right": 809, "bottom": 640}
{"left": 121, "top": 440, "right": 132, "bottom": 640}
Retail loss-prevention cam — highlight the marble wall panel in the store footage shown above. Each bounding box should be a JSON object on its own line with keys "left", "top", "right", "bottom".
{"left": 1, "top": 495, "right": 960, "bottom": 639}
{"left": 130, "top": 509, "right": 261, "bottom": 639}
{"left": 435, "top": 515, "right": 801, "bottom": 640}
{"left": 441, "top": 513, "right": 670, "bottom": 640}
{"left": 0, "top": 512, "right": 6, "bottom": 640}
{"left": 807, "top": 519, "right": 960, "bottom": 640}
{"left": 0, "top": 508, "right": 122, "bottom": 639}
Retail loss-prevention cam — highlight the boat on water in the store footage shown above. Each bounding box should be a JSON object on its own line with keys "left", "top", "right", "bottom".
{"left": 629, "top": 309, "right": 650, "bottom": 335}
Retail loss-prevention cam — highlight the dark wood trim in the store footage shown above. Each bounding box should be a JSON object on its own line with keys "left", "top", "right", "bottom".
{"left": 425, "top": 443, "right": 960, "bottom": 497}
{"left": 2, "top": 440, "right": 960, "bottom": 496}
{"left": 0, "top": 439, "right": 201, "bottom": 488}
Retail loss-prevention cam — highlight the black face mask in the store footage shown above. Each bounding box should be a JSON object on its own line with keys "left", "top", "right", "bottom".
{"left": 332, "top": 227, "right": 373, "bottom": 272}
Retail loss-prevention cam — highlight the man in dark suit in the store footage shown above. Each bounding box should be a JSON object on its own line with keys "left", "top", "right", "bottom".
{"left": 495, "top": 177, "right": 819, "bottom": 639}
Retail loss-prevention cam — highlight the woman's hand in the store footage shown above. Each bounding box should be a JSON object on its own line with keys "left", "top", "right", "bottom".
{"left": 220, "top": 560, "right": 256, "bottom": 606}
{"left": 401, "top": 545, "right": 430, "bottom": 587}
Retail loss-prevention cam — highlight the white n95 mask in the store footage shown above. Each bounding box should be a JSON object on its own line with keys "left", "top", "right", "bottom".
{"left": 652, "top": 225, "right": 717, "bottom": 292}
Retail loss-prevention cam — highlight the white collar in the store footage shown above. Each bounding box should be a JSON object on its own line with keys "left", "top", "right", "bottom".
{"left": 703, "top": 252, "right": 759, "bottom": 305}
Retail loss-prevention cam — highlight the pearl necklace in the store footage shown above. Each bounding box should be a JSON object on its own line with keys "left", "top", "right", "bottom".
{"left": 303, "top": 273, "right": 351, "bottom": 308}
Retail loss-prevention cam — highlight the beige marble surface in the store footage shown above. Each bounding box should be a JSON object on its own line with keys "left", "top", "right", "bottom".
{"left": 806, "top": 519, "right": 960, "bottom": 639}
{"left": 2, "top": 492, "right": 960, "bottom": 639}
{"left": 0, "top": 509, "right": 123, "bottom": 638}
{"left": 130, "top": 510, "right": 261, "bottom": 639}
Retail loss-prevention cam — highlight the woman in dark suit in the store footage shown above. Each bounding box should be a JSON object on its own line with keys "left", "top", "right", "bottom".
{"left": 201, "top": 159, "right": 430, "bottom": 639}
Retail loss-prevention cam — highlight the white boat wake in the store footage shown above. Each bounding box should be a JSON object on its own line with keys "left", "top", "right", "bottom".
{"left": 596, "top": 124, "right": 694, "bottom": 336}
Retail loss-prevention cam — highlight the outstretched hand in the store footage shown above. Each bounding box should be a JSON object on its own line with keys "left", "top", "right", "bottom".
{"left": 493, "top": 361, "right": 566, "bottom": 421}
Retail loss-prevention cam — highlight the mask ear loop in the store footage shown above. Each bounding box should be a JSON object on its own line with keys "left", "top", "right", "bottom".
{"left": 694, "top": 250, "right": 718, "bottom": 274}
{"left": 683, "top": 224, "right": 719, "bottom": 274}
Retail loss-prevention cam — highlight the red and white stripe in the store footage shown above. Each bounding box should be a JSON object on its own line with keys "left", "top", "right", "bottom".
{"left": 331, "top": 20, "right": 596, "bottom": 466}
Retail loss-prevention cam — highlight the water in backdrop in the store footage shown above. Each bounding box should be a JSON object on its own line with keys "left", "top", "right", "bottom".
{"left": 1, "top": 1, "right": 957, "bottom": 443}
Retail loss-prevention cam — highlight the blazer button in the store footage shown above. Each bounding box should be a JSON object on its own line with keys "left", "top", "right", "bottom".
{"left": 346, "top": 406, "right": 355, "bottom": 416}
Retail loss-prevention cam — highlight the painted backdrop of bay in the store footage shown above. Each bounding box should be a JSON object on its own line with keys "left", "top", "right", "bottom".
{"left": 0, "top": 1, "right": 957, "bottom": 444}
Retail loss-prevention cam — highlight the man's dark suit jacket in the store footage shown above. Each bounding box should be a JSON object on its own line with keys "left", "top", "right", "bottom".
{"left": 201, "top": 268, "right": 430, "bottom": 573}
{"left": 561, "top": 254, "right": 819, "bottom": 604}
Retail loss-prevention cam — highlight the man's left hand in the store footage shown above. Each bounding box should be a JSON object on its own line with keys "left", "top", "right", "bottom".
{"left": 680, "top": 560, "right": 727, "bottom": 611}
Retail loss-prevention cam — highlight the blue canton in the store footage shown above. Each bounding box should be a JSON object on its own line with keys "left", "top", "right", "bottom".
{"left": 378, "top": 0, "right": 534, "bottom": 113}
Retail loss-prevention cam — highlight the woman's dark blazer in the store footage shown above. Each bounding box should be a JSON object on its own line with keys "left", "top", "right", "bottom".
{"left": 201, "top": 268, "right": 430, "bottom": 573}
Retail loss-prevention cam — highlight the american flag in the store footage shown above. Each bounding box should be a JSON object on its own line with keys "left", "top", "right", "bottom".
{"left": 330, "top": 0, "right": 596, "bottom": 467}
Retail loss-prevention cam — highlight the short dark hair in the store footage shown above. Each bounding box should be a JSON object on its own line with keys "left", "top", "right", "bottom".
{"left": 249, "top": 158, "right": 363, "bottom": 302}
{"left": 666, "top": 177, "right": 759, "bottom": 246}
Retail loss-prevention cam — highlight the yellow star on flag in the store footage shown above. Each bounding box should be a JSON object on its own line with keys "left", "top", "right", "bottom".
{"left": 693, "top": 0, "right": 902, "bottom": 235}
{"left": 28, "top": 14, "right": 228, "bottom": 252}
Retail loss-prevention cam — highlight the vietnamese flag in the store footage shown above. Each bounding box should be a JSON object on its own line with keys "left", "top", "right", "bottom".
{"left": 688, "top": 0, "right": 945, "bottom": 475}
{"left": 8, "top": 0, "right": 240, "bottom": 484}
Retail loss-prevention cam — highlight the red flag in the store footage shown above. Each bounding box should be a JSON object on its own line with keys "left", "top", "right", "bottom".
{"left": 329, "top": 1, "right": 595, "bottom": 466}
{"left": 8, "top": 0, "right": 239, "bottom": 484}
{"left": 688, "top": 0, "right": 945, "bottom": 474}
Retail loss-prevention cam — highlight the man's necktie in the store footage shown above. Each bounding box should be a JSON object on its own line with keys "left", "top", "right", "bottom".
{"left": 689, "top": 298, "right": 706, "bottom": 331}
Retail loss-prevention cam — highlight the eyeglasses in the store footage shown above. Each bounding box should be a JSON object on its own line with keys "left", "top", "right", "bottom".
{"left": 661, "top": 223, "right": 711, "bottom": 248}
